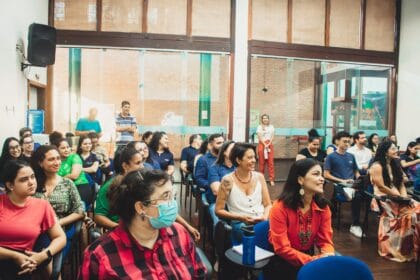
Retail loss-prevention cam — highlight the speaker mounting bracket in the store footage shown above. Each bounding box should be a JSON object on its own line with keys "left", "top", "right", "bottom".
{"left": 21, "top": 63, "right": 32, "bottom": 71}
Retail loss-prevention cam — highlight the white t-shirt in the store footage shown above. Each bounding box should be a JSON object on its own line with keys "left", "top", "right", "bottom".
{"left": 348, "top": 145, "right": 372, "bottom": 170}
{"left": 256, "top": 124, "right": 274, "bottom": 142}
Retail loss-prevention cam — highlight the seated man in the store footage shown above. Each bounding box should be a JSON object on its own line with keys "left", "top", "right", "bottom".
{"left": 180, "top": 134, "right": 202, "bottom": 176}
{"left": 194, "top": 133, "right": 224, "bottom": 194}
{"left": 348, "top": 131, "right": 372, "bottom": 175}
{"left": 324, "top": 131, "right": 362, "bottom": 238}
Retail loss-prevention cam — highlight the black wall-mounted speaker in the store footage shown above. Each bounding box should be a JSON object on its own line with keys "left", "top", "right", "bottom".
{"left": 27, "top": 23, "right": 56, "bottom": 67}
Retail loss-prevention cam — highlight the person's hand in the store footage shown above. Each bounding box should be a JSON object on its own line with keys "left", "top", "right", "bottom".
{"left": 319, "top": 252, "right": 334, "bottom": 258}
{"left": 343, "top": 179, "right": 354, "bottom": 184}
{"left": 242, "top": 216, "right": 256, "bottom": 224}
{"left": 13, "top": 251, "right": 36, "bottom": 275}
{"left": 187, "top": 226, "right": 200, "bottom": 242}
{"left": 252, "top": 216, "right": 265, "bottom": 223}
{"left": 25, "top": 250, "right": 48, "bottom": 266}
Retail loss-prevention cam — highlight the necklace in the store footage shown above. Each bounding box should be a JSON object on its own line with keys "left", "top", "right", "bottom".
{"left": 298, "top": 209, "right": 312, "bottom": 246}
{"left": 234, "top": 170, "right": 252, "bottom": 184}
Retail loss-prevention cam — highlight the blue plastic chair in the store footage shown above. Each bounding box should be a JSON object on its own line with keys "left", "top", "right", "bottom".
{"left": 297, "top": 256, "right": 374, "bottom": 280}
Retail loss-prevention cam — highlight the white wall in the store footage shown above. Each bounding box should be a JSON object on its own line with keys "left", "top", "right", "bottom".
{"left": 0, "top": 0, "right": 48, "bottom": 146}
{"left": 396, "top": 0, "right": 420, "bottom": 149}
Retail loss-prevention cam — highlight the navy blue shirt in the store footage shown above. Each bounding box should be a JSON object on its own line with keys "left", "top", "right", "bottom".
{"left": 150, "top": 150, "right": 174, "bottom": 171}
{"left": 180, "top": 146, "right": 199, "bottom": 173}
{"left": 194, "top": 152, "right": 217, "bottom": 192}
{"left": 206, "top": 163, "right": 235, "bottom": 203}
{"left": 324, "top": 151, "right": 358, "bottom": 180}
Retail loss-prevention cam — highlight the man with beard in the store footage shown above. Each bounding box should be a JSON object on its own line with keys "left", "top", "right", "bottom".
{"left": 348, "top": 131, "right": 372, "bottom": 175}
{"left": 194, "top": 133, "right": 224, "bottom": 198}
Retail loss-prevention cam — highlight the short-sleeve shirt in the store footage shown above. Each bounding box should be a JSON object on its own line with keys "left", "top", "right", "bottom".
{"left": 34, "top": 177, "right": 85, "bottom": 220}
{"left": 181, "top": 146, "right": 199, "bottom": 173}
{"left": 257, "top": 124, "right": 275, "bottom": 142}
{"left": 94, "top": 179, "right": 119, "bottom": 223}
{"left": 347, "top": 146, "right": 372, "bottom": 170}
{"left": 115, "top": 113, "right": 137, "bottom": 144}
{"left": 79, "top": 223, "right": 206, "bottom": 279}
{"left": 81, "top": 153, "right": 99, "bottom": 170}
{"left": 207, "top": 163, "right": 235, "bottom": 204}
{"left": 324, "top": 151, "right": 358, "bottom": 180}
{"left": 75, "top": 118, "right": 102, "bottom": 133}
{"left": 150, "top": 150, "right": 174, "bottom": 171}
{"left": 298, "top": 148, "right": 326, "bottom": 163}
{"left": 58, "top": 153, "right": 89, "bottom": 185}
{"left": 0, "top": 195, "right": 56, "bottom": 251}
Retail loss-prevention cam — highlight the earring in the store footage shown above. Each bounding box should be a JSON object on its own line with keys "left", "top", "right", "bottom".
{"left": 139, "top": 212, "right": 146, "bottom": 221}
{"left": 299, "top": 186, "right": 305, "bottom": 196}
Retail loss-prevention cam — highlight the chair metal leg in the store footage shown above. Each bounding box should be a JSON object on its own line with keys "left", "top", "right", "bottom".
{"left": 337, "top": 202, "right": 341, "bottom": 230}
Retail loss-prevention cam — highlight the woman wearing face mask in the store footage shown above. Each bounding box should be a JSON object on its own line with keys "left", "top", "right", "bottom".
{"left": 266, "top": 159, "right": 334, "bottom": 279}
{"left": 369, "top": 141, "right": 420, "bottom": 262}
{"left": 80, "top": 169, "right": 207, "bottom": 279}
{"left": 94, "top": 147, "right": 200, "bottom": 241}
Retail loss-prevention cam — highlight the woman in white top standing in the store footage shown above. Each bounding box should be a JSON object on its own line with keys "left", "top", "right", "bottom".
{"left": 215, "top": 142, "right": 272, "bottom": 244}
{"left": 257, "top": 114, "right": 275, "bottom": 187}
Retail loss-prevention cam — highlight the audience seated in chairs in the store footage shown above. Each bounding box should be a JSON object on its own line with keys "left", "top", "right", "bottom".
{"left": 149, "top": 131, "right": 175, "bottom": 176}
{"left": 266, "top": 158, "right": 334, "bottom": 279}
{"left": 369, "top": 141, "right": 420, "bottom": 262}
{"left": 126, "top": 140, "right": 155, "bottom": 170}
{"left": 0, "top": 160, "right": 66, "bottom": 279}
{"left": 79, "top": 169, "right": 208, "bottom": 279}
{"left": 215, "top": 142, "right": 272, "bottom": 245}
{"left": 296, "top": 129, "right": 326, "bottom": 163}
{"left": 348, "top": 131, "right": 372, "bottom": 176}
{"left": 324, "top": 131, "right": 364, "bottom": 238}
{"left": 0, "top": 137, "right": 22, "bottom": 177}
{"left": 53, "top": 138, "right": 94, "bottom": 210}
{"left": 20, "top": 135, "right": 35, "bottom": 163}
{"left": 181, "top": 134, "right": 203, "bottom": 176}
{"left": 87, "top": 132, "right": 114, "bottom": 179}
{"left": 31, "top": 146, "right": 85, "bottom": 264}
{"left": 400, "top": 141, "right": 420, "bottom": 191}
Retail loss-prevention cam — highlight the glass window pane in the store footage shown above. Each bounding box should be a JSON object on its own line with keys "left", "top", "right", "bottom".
{"left": 147, "top": 0, "right": 187, "bottom": 35}
{"left": 102, "top": 0, "right": 142, "bottom": 32}
{"left": 54, "top": 0, "right": 97, "bottom": 31}
{"left": 192, "top": 0, "right": 230, "bottom": 37}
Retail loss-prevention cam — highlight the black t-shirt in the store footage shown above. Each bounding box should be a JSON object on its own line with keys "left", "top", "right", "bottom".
{"left": 298, "top": 148, "right": 326, "bottom": 163}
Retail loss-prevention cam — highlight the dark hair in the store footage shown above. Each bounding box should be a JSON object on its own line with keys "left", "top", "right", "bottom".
{"left": 149, "top": 131, "right": 168, "bottom": 153}
{"left": 20, "top": 135, "right": 33, "bottom": 145}
{"left": 142, "top": 131, "right": 153, "bottom": 142}
{"left": 404, "top": 141, "right": 418, "bottom": 156}
{"left": 353, "top": 131, "right": 365, "bottom": 141}
{"left": 208, "top": 133, "right": 223, "bottom": 143}
{"left": 127, "top": 141, "right": 140, "bottom": 150}
{"left": 335, "top": 131, "right": 350, "bottom": 140}
{"left": 367, "top": 133, "right": 379, "bottom": 150}
{"left": 114, "top": 147, "right": 140, "bottom": 175}
{"left": 416, "top": 137, "right": 420, "bottom": 144}
{"left": 87, "top": 132, "right": 98, "bottom": 139}
{"left": 0, "top": 137, "right": 20, "bottom": 172}
{"left": 308, "top": 129, "right": 320, "bottom": 138}
{"left": 19, "top": 127, "right": 32, "bottom": 138}
{"left": 108, "top": 169, "right": 170, "bottom": 224}
{"left": 2, "top": 160, "right": 32, "bottom": 191}
{"left": 49, "top": 131, "right": 63, "bottom": 146}
{"left": 215, "top": 141, "right": 235, "bottom": 165}
{"left": 189, "top": 134, "right": 200, "bottom": 145}
{"left": 77, "top": 135, "right": 91, "bottom": 155}
{"left": 121, "top": 100, "right": 130, "bottom": 107}
{"left": 261, "top": 114, "right": 269, "bottom": 120}
{"left": 230, "top": 142, "right": 256, "bottom": 167}
{"left": 279, "top": 158, "right": 328, "bottom": 210}
{"left": 31, "top": 145, "right": 59, "bottom": 192}
{"left": 52, "top": 138, "right": 68, "bottom": 149}
{"left": 372, "top": 141, "right": 403, "bottom": 188}
{"left": 198, "top": 140, "right": 209, "bottom": 155}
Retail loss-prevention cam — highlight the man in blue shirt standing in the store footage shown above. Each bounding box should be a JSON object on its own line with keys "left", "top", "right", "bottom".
{"left": 324, "top": 131, "right": 363, "bottom": 238}
{"left": 194, "top": 133, "right": 224, "bottom": 195}
{"left": 115, "top": 101, "right": 137, "bottom": 149}
{"left": 75, "top": 108, "right": 102, "bottom": 137}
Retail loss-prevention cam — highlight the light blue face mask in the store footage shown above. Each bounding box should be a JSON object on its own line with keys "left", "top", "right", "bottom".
{"left": 146, "top": 199, "right": 178, "bottom": 229}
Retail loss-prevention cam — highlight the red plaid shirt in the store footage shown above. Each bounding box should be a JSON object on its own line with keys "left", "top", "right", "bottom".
{"left": 78, "top": 222, "right": 206, "bottom": 279}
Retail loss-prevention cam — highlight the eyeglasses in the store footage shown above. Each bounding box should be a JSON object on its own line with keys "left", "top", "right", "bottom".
{"left": 144, "top": 189, "right": 177, "bottom": 206}
{"left": 9, "top": 145, "right": 21, "bottom": 151}
{"left": 23, "top": 141, "right": 34, "bottom": 144}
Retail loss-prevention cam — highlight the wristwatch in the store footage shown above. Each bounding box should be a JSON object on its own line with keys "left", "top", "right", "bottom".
{"left": 45, "top": 249, "right": 53, "bottom": 262}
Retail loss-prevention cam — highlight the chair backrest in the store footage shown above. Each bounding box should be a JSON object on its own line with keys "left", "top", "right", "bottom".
{"left": 297, "top": 256, "right": 374, "bottom": 280}
{"left": 254, "top": 220, "right": 273, "bottom": 251}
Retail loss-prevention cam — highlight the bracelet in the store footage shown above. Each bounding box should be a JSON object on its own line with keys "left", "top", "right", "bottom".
{"left": 45, "top": 249, "right": 53, "bottom": 262}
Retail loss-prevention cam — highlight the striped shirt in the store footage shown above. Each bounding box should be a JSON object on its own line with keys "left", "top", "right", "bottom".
{"left": 115, "top": 113, "right": 137, "bottom": 144}
{"left": 79, "top": 222, "right": 207, "bottom": 279}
